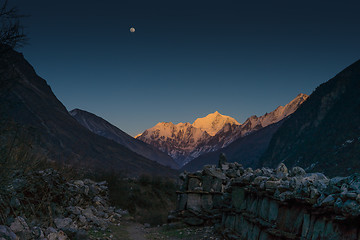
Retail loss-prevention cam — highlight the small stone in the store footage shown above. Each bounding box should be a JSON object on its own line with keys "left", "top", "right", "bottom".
{"left": 45, "top": 227, "right": 57, "bottom": 235}
{"left": 320, "top": 194, "right": 335, "bottom": 206}
{"left": 54, "top": 218, "right": 72, "bottom": 229}
{"left": 47, "top": 230, "right": 68, "bottom": 240}
{"left": 221, "top": 164, "right": 229, "bottom": 171}
{"left": 343, "top": 200, "right": 360, "bottom": 216}
{"left": 97, "top": 181, "right": 107, "bottom": 186}
{"left": 10, "top": 197, "right": 21, "bottom": 209}
{"left": 115, "top": 209, "right": 129, "bottom": 215}
{"left": 279, "top": 191, "right": 294, "bottom": 202}
{"left": 32, "top": 226, "right": 44, "bottom": 238}
{"left": 330, "top": 177, "right": 347, "bottom": 186}
{"left": 10, "top": 216, "right": 29, "bottom": 233}
{"left": 310, "top": 187, "right": 320, "bottom": 199}
{"left": 356, "top": 194, "right": 360, "bottom": 203}
{"left": 265, "top": 181, "right": 281, "bottom": 189}
{"left": 304, "top": 173, "right": 328, "bottom": 182}
{"left": 66, "top": 206, "right": 82, "bottom": 215}
{"left": 83, "top": 185, "right": 90, "bottom": 195}
{"left": 346, "top": 192, "right": 357, "bottom": 199}
{"left": 334, "top": 198, "right": 343, "bottom": 213}
{"left": 78, "top": 215, "right": 87, "bottom": 224}
{"left": 188, "top": 177, "right": 201, "bottom": 191}
{"left": 73, "top": 180, "right": 84, "bottom": 187}
{"left": 82, "top": 208, "right": 94, "bottom": 220}
{"left": 0, "top": 225, "right": 17, "bottom": 240}
{"left": 276, "top": 163, "right": 288, "bottom": 178}
{"left": 253, "top": 176, "right": 269, "bottom": 186}
{"left": 291, "top": 166, "right": 306, "bottom": 177}
{"left": 93, "top": 196, "right": 103, "bottom": 204}
{"left": 203, "top": 167, "right": 227, "bottom": 180}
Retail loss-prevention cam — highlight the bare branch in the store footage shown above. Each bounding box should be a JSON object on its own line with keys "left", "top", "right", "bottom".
{"left": 0, "top": 0, "right": 28, "bottom": 50}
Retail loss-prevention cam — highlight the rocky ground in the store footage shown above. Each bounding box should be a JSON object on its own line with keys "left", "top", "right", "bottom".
{"left": 0, "top": 169, "right": 222, "bottom": 240}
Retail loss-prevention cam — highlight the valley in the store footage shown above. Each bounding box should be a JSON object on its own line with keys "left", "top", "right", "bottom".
{"left": 1, "top": 0, "right": 359, "bottom": 239}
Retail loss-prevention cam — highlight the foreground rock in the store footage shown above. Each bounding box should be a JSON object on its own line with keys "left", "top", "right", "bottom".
{"left": 0, "top": 169, "right": 126, "bottom": 240}
{"left": 170, "top": 161, "right": 360, "bottom": 239}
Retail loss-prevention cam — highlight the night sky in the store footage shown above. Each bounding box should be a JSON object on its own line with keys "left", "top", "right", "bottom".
{"left": 11, "top": 0, "right": 360, "bottom": 136}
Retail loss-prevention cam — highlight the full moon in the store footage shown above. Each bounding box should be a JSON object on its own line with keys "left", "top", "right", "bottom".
{"left": 130, "top": 27, "right": 135, "bottom": 33}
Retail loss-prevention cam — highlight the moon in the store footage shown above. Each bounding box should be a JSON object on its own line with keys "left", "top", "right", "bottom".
{"left": 130, "top": 27, "right": 135, "bottom": 33}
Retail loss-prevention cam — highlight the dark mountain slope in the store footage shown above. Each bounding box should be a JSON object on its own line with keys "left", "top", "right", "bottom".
{"left": 260, "top": 59, "right": 360, "bottom": 177}
{"left": 0, "top": 47, "right": 176, "bottom": 177}
{"left": 69, "top": 109, "right": 178, "bottom": 169}
{"left": 182, "top": 120, "right": 284, "bottom": 172}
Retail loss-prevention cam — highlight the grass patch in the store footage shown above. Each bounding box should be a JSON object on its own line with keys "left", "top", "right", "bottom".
{"left": 103, "top": 173, "right": 178, "bottom": 226}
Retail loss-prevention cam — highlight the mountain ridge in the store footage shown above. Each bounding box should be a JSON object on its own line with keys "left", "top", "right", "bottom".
{"left": 0, "top": 47, "right": 177, "bottom": 177}
{"left": 136, "top": 94, "right": 308, "bottom": 166}
{"left": 260, "top": 59, "right": 360, "bottom": 177}
{"left": 69, "top": 108, "right": 179, "bottom": 169}
{"left": 182, "top": 119, "right": 285, "bottom": 172}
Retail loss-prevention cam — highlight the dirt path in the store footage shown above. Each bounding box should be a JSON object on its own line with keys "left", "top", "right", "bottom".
{"left": 126, "top": 222, "right": 148, "bottom": 240}
{"left": 113, "top": 221, "right": 221, "bottom": 240}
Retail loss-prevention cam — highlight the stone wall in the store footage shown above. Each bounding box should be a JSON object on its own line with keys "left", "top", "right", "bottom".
{"left": 170, "top": 162, "right": 360, "bottom": 240}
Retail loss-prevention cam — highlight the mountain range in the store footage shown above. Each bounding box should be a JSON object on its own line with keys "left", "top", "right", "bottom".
{"left": 181, "top": 119, "right": 285, "bottom": 172}
{"left": 0, "top": 46, "right": 176, "bottom": 177}
{"left": 1, "top": 44, "right": 359, "bottom": 178}
{"left": 136, "top": 94, "right": 308, "bottom": 166}
{"left": 69, "top": 109, "right": 178, "bottom": 169}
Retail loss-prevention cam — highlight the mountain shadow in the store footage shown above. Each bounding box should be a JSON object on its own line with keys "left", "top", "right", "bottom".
{"left": 0, "top": 46, "right": 177, "bottom": 177}
{"left": 260, "top": 59, "right": 360, "bottom": 177}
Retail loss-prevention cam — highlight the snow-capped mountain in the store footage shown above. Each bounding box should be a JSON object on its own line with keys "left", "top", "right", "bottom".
{"left": 136, "top": 94, "right": 308, "bottom": 166}
{"left": 136, "top": 122, "right": 212, "bottom": 165}
{"left": 192, "top": 111, "right": 240, "bottom": 136}
{"left": 209, "top": 93, "right": 309, "bottom": 149}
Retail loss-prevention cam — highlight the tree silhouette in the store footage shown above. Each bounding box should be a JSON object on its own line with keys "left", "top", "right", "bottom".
{"left": 0, "top": 0, "right": 27, "bottom": 50}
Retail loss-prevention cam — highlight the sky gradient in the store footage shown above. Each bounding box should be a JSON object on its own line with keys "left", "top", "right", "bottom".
{"left": 11, "top": 0, "right": 360, "bottom": 136}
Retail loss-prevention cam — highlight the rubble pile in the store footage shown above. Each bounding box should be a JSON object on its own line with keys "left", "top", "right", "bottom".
{"left": 170, "top": 161, "right": 360, "bottom": 240}
{"left": 0, "top": 169, "right": 127, "bottom": 240}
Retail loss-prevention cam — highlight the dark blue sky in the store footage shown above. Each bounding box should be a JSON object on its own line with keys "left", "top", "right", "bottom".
{"left": 12, "top": 0, "right": 360, "bottom": 136}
